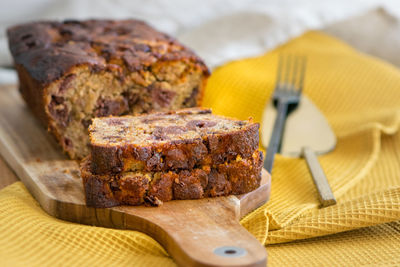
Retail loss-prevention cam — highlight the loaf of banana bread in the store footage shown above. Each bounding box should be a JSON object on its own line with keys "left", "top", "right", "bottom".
{"left": 7, "top": 19, "right": 209, "bottom": 159}
{"left": 89, "top": 108, "right": 260, "bottom": 174}
{"left": 81, "top": 151, "right": 263, "bottom": 207}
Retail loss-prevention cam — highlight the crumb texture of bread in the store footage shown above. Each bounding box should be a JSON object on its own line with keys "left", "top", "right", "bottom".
{"left": 7, "top": 19, "right": 210, "bottom": 159}
{"left": 80, "top": 151, "right": 263, "bottom": 208}
{"left": 89, "top": 108, "right": 260, "bottom": 174}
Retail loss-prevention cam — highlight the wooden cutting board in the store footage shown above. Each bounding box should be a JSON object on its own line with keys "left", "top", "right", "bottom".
{"left": 0, "top": 85, "right": 271, "bottom": 267}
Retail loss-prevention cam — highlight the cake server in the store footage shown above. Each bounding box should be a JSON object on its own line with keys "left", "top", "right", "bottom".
{"left": 262, "top": 94, "right": 337, "bottom": 207}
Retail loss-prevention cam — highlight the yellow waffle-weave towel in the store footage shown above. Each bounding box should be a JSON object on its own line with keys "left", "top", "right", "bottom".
{"left": 1, "top": 31, "right": 400, "bottom": 266}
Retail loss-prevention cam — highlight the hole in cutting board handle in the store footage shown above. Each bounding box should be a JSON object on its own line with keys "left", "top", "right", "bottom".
{"left": 213, "top": 246, "right": 247, "bottom": 258}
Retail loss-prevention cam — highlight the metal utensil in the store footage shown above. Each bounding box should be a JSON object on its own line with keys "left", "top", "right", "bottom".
{"left": 263, "top": 54, "right": 306, "bottom": 173}
{"left": 262, "top": 93, "right": 337, "bottom": 207}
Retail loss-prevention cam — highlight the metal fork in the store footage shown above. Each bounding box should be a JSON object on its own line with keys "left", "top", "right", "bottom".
{"left": 263, "top": 55, "right": 306, "bottom": 173}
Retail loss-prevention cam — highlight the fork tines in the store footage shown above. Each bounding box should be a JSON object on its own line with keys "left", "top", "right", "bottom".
{"left": 275, "top": 54, "right": 307, "bottom": 95}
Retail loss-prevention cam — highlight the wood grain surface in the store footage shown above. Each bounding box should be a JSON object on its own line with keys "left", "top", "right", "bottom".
{"left": 0, "top": 85, "right": 271, "bottom": 267}
{"left": 0, "top": 156, "right": 18, "bottom": 189}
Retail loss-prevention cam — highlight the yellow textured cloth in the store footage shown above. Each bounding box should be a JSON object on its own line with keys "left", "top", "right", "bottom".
{"left": 1, "top": 31, "right": 400, "bottom": 266}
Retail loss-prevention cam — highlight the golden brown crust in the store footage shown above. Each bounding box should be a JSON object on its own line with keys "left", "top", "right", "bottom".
{"left": 80, "top": 151, "right": 263, "bottom": 208}
{"left": 7, "top": 19, "right": 209, "bottom": 85}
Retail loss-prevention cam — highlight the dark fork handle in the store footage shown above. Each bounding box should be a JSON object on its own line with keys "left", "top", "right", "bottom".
{"left": 264, "top": 101, "right": 289, "bottom": 173}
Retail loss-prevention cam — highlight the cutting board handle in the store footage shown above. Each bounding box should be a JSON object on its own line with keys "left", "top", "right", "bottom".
{"left": 115, "top": 196, "right": 267, "bottom": 267}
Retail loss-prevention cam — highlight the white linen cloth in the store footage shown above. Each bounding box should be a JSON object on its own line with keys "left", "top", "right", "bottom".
{"left": 1, "top": 0, "right": 400, "bottom": 84}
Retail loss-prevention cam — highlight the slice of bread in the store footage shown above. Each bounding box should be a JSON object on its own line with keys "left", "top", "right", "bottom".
{"left": 81, "top": 151, "right": 263, "bottom": 208}
{"left": 89, "top": 108, "right": 260, "bottom": 174}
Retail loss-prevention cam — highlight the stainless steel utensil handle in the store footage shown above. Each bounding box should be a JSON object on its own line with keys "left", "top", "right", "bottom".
{"left": 264, "top": 101, "right": 288, "bottom": 173}
{"left": 302, "top": 146, "right": 336, "bottom": 207}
